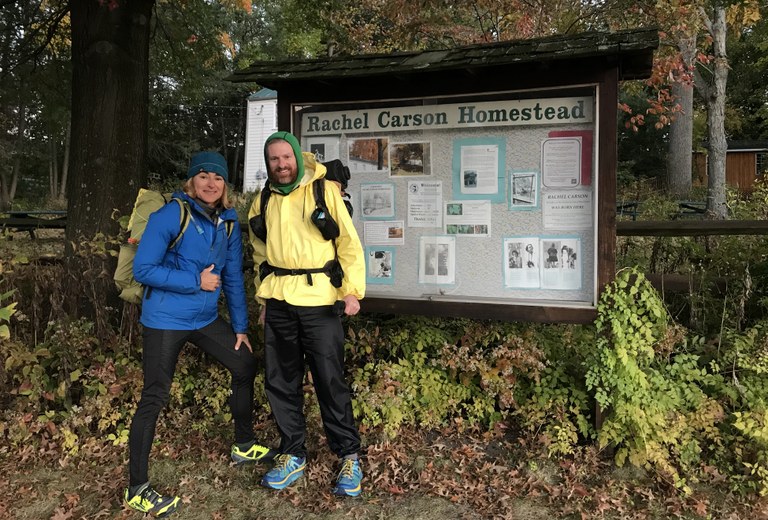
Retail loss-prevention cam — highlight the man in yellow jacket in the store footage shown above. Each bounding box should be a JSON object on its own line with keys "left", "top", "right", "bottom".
{"left": 248, "top": 131, "right": 365, "bottom": 497}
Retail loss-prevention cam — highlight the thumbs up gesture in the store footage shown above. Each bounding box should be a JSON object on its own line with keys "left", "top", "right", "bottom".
{"left": 200, "top": 264, "right": 220, "bottom": 291}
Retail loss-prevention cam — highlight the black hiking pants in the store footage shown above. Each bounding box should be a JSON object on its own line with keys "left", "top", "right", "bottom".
{"left": 264, "top": 298, "right": 361, "bottom": 459}
{"left": 128, "top": 318, "right": 257, "bottom": 486}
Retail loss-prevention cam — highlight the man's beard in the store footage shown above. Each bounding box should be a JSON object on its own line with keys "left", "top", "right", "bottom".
{"left": 269, "top": 169, "right": 297, "bottom": 185}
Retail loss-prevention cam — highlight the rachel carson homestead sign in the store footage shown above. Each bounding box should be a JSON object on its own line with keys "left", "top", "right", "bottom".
{"left": 304, "top": 98, "right": 592, "bottom": 134}
{"left": 228, "top": 28, "right": 659, "bottom": 323}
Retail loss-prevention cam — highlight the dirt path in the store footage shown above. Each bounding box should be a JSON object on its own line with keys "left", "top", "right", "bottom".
{"left": 6, "top": 458, "right": 556, "bottom": 520}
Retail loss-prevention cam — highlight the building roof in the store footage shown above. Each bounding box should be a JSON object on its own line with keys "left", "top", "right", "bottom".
{"left": 699, "top": 140, "right": 768, "bottom": 152}
{"left": 228, "top": 28, "right": 658, "bottom": 89}
{"left": 727, "top": 140, "right": 768, "bottom": 152}
{"left": 247, "top": 88, "right": 277, "bottom": 100}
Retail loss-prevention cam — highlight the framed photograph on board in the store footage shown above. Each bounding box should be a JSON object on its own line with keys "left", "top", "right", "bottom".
{"left": 509, "top": 171, "right": 539, "bottom": 210}
{"left": 366, "top": 246, "right": 395, "bottom": 285}
{"left": 304, "top": 136, "right": 340, "bottom": 162}
{"left": 390, "top": 142, "right": 431, "bottom": 177}
{"left": 347, "top": 137, "right": 390, "bottom": 174}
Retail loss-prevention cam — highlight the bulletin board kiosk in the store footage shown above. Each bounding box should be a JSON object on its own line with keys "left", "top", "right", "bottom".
{"left": 229, "top": 28, "right": 658, "bottom": 323}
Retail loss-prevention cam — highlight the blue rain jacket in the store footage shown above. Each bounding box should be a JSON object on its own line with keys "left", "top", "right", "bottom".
{"left": 134, "top": 191, "right": 248, "bottom": 333}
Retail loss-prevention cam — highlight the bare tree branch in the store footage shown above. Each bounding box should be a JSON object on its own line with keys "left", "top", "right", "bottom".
{"left": 698, "top": 5, "right": 714, "bottom": 35}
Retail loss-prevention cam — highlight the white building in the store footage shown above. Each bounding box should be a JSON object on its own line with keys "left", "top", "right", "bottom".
{"left": 243, "top": 88, "right": 277, "bottom": 192}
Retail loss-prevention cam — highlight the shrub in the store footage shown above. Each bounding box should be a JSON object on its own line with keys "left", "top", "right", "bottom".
{"left": 585, "top": 268, "right": 725, "bottom": 493}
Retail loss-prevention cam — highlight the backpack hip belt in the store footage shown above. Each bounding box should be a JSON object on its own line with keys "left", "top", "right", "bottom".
{"left": 260, "top": 260, "right": 342, "bottom": 287}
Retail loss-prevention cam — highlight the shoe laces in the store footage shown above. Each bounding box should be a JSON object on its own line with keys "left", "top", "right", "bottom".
{"left": 139, "top": 485, "right": 162, "bottom": 504}
{"left": 339, "top": 459, "right": 358, "bottom": 479}
{"left": 274, "top": 454, "right": 295, "bottom": 470}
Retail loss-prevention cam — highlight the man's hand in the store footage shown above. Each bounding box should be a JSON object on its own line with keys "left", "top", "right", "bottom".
{"left": 200, "top": 264, "right": 220, "bottom": 291}
{"left": 259, "top": 305, "right": 266, "bottom": 326}
{"left": 342, "top": 294, "right": 360, "bottom": 316}
{"left": 234, "top": 333, "right": 252, "bottom": 353}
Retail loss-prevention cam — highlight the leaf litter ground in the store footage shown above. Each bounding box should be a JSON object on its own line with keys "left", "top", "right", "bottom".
{"left": 2, "top": 421, "right": 766, "bottom": 520}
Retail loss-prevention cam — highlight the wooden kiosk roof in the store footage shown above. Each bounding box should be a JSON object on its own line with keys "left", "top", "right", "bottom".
{"left": 228, "top": 28, "right": 658, "bottom": 95}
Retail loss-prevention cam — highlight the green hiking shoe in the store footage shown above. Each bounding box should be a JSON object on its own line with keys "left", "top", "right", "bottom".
{"left": 124, "top": 483, "right": 180, "bottom": 518}
{"left": 231, "top": 442, "right": 275, "bottom": 464}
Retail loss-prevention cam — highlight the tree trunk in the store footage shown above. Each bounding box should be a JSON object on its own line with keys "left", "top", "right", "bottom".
{"left": 9, "top": 154, "right": 18, "bottom": 202}
{"left": 49, "top": 137, "right": 59, "bottom": 199}
{"left": 705, "top": 7, "right": 728, "bottom": 220}
{"left": 0, "top": 169, "right": 10, "bottom": 211}
{"left": 666, "top": 35, "right": 696, "bottom": 197}
{"left": 66, "top": 0, "right": 155, "bottom": 251}
{"left": 59, "top": 120, "right": 70, "bottom": 200}
{"left": 2, "top": 93, "right": 26, "bottom": 209}
{"left": 232, "top": 100, "right": 246, "bottom": 190}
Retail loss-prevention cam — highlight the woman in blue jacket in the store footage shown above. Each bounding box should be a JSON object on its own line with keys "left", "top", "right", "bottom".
{"left": 124, "top": 152, "right": 272, "bottom": 518}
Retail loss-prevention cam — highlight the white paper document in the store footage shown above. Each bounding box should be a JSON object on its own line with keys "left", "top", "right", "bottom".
{"left": 407, "top": 180, "right": 442, "bottom": 228}
{"left": 444, "top": 200, "right": 491, "bottom": 237}
{"left": 460, "top": 144, "right": 499, "bottom": 195}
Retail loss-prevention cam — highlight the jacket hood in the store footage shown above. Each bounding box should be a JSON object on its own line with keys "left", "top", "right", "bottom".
{"left": 299, "top": 152, "right": 326, "bottom": 184}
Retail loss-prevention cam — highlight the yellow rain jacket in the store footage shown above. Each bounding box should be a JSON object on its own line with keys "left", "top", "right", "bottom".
{"left": 248, "top": 152, "right": 365, "bottom": 306}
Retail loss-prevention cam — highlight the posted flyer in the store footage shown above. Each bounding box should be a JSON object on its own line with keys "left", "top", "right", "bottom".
{"left": 542, "top": 189, "right": 593, "bottom": 230}
{"left": 407, "top": 180, "right": 443, "bottom": 228}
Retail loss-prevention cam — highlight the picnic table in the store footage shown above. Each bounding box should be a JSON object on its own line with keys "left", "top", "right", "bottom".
{"left": 616, "top": 201, "right": 640, "bottom": 221}
{"left": 615, "top": 201, "right": 709, "bottom": 221}
{"left": 0, "top": 210, "right": 67, "bottom": 238}
{"left": 674, "top": 201, "right": 707, "bottom": 219}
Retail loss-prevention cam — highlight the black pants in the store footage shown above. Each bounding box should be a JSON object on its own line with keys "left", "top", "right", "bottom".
{"left": 264, "top": 299, "right": 360, "bottom": 459}
{"left": 128, "top": 318, "right": 257, "bottom": 486}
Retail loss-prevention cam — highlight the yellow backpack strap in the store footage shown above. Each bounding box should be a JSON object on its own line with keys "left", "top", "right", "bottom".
{"left": 225, "top": 220, "right": 234, "bottom": 238}
{"left": 168, "top": 199, "right": 190, "bottom": 249}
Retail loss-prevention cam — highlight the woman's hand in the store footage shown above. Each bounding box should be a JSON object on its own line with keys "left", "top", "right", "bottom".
{"left": 200, "top": 264, "right": 220, "bottom": 291}
{"left": 234, "top": 333, "right": 252, "bottom": 353}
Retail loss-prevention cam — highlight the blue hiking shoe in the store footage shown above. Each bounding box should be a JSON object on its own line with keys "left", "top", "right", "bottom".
{"left": 332, "top": 458, "right": 363, "bottom": 497}
{"left": 231, "top": 442, "right": 275, "bottom": 465}
{"left": 261, "top": 454, "right": 306, "bottom": 490}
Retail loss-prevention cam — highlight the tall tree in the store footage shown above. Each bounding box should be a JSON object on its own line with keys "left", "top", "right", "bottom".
{"left": 694, "top": 1, "right": 760, "bottom": 218}
{"left": 613, "top": 0, "right": 703, "bottom": 197}
{"left": 666, "top": 35, "right": 696, "bottom": 197}
{"left": 66, "top": 0, "right": 154, "bottom": 247}
{"left": 651, "top": 0, "right": 704, "bottom": 197}
{"left": 698, "top": 5, "right": 729, "bottom": 219}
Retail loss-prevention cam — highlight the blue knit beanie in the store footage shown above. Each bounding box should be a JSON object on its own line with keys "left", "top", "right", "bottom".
{"left": 187, "top": 151, "right": 228, "bottom": 181}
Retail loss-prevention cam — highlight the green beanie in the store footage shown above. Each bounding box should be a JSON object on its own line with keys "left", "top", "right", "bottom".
{"left": 264, "top": 131, "right": 304, "bottom": 194}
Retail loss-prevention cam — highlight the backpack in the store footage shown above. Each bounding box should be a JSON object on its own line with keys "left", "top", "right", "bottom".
{"left": 113, "top": 189, "right": 233, "bottom": 304}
